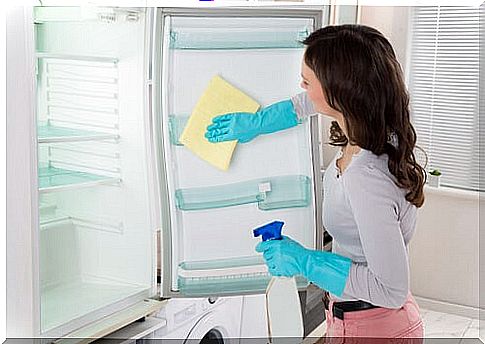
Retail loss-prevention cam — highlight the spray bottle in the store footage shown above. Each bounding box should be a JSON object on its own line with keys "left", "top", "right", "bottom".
{"left": 253, "top": 221, "right": 304, "bottom": 342}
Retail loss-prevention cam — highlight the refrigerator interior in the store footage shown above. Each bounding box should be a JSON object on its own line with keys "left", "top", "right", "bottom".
{"left": 160, "top": 14, "right": 319, "bottom": 296}
{"left": 34, "top": 7, "right": 155, "bottom": 334}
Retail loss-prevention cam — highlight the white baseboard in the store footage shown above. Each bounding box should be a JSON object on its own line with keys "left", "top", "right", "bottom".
{"left": 414, "top": 295, "right": 484, "bottom": 320}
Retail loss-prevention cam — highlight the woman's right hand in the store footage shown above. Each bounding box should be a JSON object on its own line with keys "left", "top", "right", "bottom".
{"left": 205, "top": 112, "right": 262, "bottom": 143}
{"left": 205, "top": 99, "right": 300, "bottom": 144}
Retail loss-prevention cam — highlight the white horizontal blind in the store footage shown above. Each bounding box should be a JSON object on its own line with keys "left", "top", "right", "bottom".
{"left": 408, "top": 6, "right": 480, "bottom": 191}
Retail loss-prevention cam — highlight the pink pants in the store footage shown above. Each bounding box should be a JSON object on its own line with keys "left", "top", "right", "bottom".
{"left": 322, "top": 293, "right": 424, "bottom": 344}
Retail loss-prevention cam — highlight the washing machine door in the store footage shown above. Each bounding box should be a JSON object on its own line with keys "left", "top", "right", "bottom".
{"left": 185, "top": 311, "right": 231, "bottom": 344}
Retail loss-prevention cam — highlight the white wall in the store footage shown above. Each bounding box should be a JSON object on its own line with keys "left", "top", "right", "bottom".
{"left": 319, "top": 6, "right": 482, "bottom": 312}
{"left": 359, "top": 6, "right": 411, "bottom": 71}
{"left": 409, "top": 187, "right": 480, "bottom": 309}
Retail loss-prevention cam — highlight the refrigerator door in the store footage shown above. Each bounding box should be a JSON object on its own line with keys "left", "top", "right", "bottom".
{"left": 33, "top": 6, "right": 158, "bottom": 337}
{"left": 154, "top": 8, "right": 326, "bottom": 298}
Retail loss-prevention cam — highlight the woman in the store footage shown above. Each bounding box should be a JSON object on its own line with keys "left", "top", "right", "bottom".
{"left": 206, "top": 25, "right": 426, "bottom": 339}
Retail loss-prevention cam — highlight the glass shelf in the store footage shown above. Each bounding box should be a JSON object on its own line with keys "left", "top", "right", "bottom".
{"left": 38, "top": 123, "right": 119, "bottom": 143}
{"left": 175, "top": 175, "right": 311, "bottom": 211}
{"left": 168, "top": 115, "right": 189, "bottom": 146}
{"left": 170, "top": 29, "right": 309, "bottom": 50}
{"left": 177, "top": 256, "right": 308, "bottom": 296}
{"left": 41, "top": 278, "right": 149, "bottom": 333}
{"left": 39, "top": 166, "right": 120, "bottom": 193}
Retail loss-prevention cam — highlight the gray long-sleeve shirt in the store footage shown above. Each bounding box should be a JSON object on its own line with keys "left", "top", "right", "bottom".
{"left": 290, "top": 92, "right": 417, "bottom": 309}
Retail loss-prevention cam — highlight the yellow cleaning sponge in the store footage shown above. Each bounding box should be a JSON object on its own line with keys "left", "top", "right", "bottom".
{"left": 179, "top": 75, "right": 260, "bottom": 171}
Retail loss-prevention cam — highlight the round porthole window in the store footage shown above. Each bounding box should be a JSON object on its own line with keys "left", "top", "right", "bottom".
{"left": 199, "top": 329, "right": 224, "bottom": 344}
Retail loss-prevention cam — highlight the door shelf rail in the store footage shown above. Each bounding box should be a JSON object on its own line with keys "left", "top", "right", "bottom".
{"left": 38, "top": 123, "right": 120, "bottom": 144}
{"left": 177, "top": 255, "right": 308, "bottom": 296}
{"left": 179, "top": 255, "right": 265, "bottom": 271}
{"left": 169, "top": 29, "right": 310, "bottom": 50}
{"left": 175, "top": 174, "right": 311, "bottom": 211}
{"left": 168, "top": 114, "right": 189, "bottom": 146}
{"left": 39, "top": 166, "right": 121, "bottom": 193}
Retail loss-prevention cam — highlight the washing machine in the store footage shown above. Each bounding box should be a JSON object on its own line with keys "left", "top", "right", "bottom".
{"left": 148, "top": 296, "right": 245, "bottom": 343}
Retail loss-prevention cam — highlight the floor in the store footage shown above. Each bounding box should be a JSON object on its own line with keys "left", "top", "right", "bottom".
{"left": 420, "top": 308, "right": 483, "bottom": 340}
{"left": 306, "top": 308, "right": 484, "bottom": 342}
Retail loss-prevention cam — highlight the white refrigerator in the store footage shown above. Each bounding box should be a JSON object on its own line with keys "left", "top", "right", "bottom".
{"left": 7, "top": 5, "right": 328, "bottom": 340}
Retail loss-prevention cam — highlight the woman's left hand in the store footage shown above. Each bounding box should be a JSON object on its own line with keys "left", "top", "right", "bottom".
{"left": 255, "top": 236, "right": 308, "bottom": 277}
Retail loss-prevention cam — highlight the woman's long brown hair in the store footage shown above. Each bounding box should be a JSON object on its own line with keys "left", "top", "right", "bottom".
{"left": 303, "top": 25, "right": 426, "bottom": 207}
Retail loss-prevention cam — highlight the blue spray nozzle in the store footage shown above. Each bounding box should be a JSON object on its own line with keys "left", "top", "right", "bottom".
{"left": 253, "top": 221, "right": 284, "bottom": 241}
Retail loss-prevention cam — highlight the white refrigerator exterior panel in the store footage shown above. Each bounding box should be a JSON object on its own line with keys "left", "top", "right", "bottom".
{"left": 156, "top": 9, "right": 324, "bottom": 297}
{"left": 7, "top": 6, "right": 161, "bottom": 339}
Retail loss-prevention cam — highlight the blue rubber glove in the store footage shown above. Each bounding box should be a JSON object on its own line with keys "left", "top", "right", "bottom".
{"left": 255, "top": 236, "right": 352, "bottom": 297}
{"left": 205, "top": 99, "right": 299, "bottom": 143}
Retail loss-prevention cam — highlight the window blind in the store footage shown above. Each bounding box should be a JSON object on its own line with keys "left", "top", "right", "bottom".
{"left": 408, "top": 6, "right": 480, "bottom": 191}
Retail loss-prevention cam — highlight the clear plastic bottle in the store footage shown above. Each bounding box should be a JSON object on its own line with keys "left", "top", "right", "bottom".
{"left": 253, "top": 221, "right": 304, "bottom": 341}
